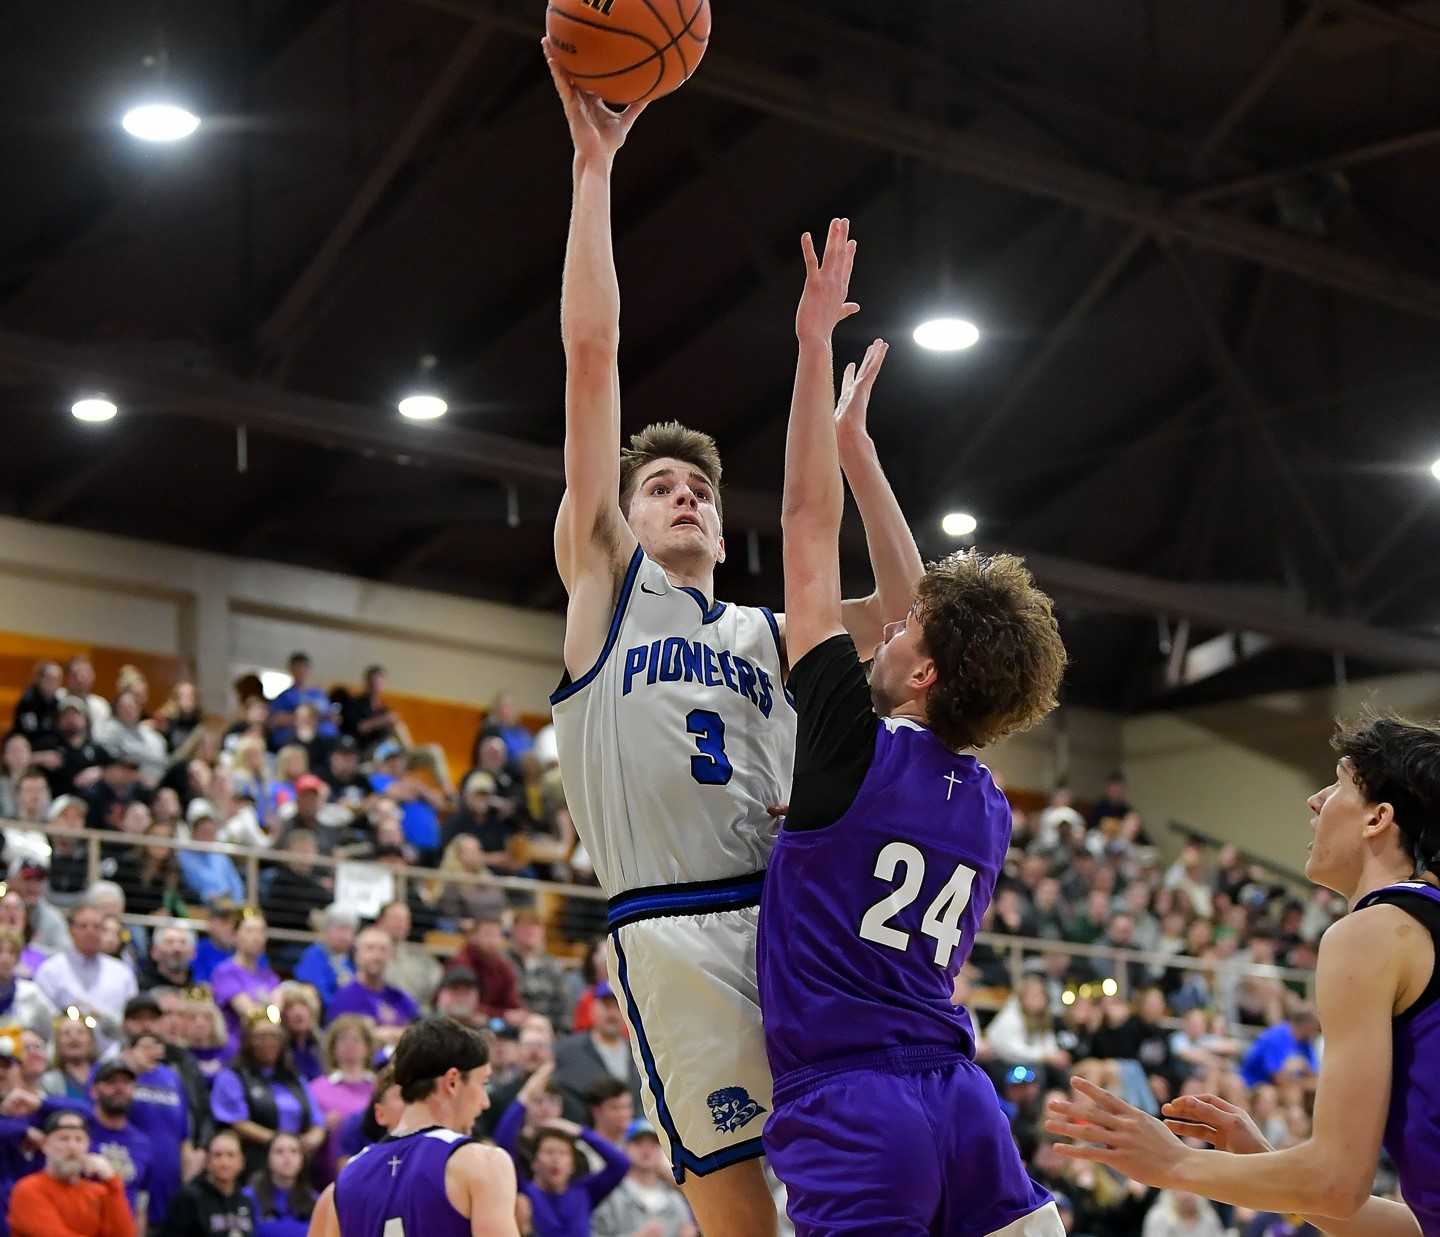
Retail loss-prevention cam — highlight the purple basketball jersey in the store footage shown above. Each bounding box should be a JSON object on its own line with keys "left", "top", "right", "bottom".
{"left": 1354, "top": 881, "right": 1440, "bottom": 1236}
{"left": 757, "top": 717, "right": 1011, "bottom": 1084}
{"left": 335, "top": 1127, "right": 473, "bottom": 1237}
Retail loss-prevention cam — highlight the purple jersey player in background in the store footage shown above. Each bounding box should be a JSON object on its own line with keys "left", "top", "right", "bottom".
{"left": 757, "top": 216, "right": 1069, "bottom": 1236}
{"left": 1048, "top": 712, "right": 1440, "bottom": 1237}
{"left": 310, "top": 1016, "right": 519, "bottom": 1237}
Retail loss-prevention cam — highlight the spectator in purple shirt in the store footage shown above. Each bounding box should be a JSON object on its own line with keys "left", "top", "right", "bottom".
{"left": 103, "top": 1027, "right": 190, "bottom": 1229}
{"left": 84, "top": 1059, "right": 155, "bottom": 1226}
{"left": 211, "top": 1016, "right": 324, "bottom": 1176}
{"left": 211, "top": 911, "right": 280, "bottom": 1059}
{"left": 325, "top": 928, "right": 418, "bottom": 1047}
{"left": 496, "top": 1063, "right": 628, "bottom": 1237}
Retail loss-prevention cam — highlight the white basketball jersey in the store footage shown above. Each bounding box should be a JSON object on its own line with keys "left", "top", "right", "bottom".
{"left": 551, "top": 547, "right": 796, "bottom": 895}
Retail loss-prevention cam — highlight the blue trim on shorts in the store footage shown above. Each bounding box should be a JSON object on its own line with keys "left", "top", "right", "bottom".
{"left": 612, "top": 933, "right": 766, "bottom": 1184}
{"left": 606, "top": 870, "right": 765, "bottom": 933}
{"left": 549, "top": 545, "right": 645, "bottom": 705}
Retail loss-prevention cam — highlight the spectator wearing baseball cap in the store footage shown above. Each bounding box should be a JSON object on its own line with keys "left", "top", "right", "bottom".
{"left": 104, "top": 1025, "right": 192, "bottom": 1237}
{"left": 46, "top": 796, "right": 94, "bottom": 908}
{"left": 433, "top": 968, "right": 483, "bottom": 1028}
{"left": 589, "top": 1118, "right": 696, "bottom": 1237}
{"left": 370, "top": 744, "right": 446, "bottom": 858}
{"left": 176, "top": 801, "right": 245, "bottom": 907}
{"left": 320, "top": 736, "right": 374, "bottom": 817}
{"left": 8, "top": 856, "right": 71, "bottom": 954}
{"left": 84, "top": 1059, "right": 155, "bottom": 1225}
{"left": 81, "top": 752, "right": 143, "bottom": 834}
{"left": 8, "top": 1109, "right": 134, "bottom": 1237}
{"left": 32, "top": 698, "right": 110, "bottom": 801}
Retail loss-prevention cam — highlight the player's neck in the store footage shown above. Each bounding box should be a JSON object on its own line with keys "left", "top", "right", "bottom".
{"left": 391, "top": 1099, "right": 459, "bottom": 1137}
{"left": 655, "top": 556, "right": 716, "bottom": 598}
{"left": 1348, "top": 856, "right": 1423, "bottom": 907}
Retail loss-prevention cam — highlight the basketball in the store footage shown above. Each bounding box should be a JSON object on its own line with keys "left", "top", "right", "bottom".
{"left": 545, "top": 0, "right": 712, "bottom": 106}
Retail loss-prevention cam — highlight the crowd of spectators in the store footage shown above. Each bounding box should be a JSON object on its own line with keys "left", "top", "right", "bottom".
{"left": 959, "top": 779, "right": 1359, "bottom": 1237}
{"left": 0, "top": 652, "right": 1364, "bottom": 1236}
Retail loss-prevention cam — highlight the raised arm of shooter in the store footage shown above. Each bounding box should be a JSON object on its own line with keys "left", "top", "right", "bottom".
{"left": 543, "top": 39, "right": 647, "bottom": 672}
{"left": 834, "top": 340, "right": 925, "bottom": 659}
{"left": 782, "top": 218, "right": 860, "bottom": 667}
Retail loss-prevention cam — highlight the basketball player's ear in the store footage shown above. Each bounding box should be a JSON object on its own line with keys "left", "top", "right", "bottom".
{"left": 1364, "top": 799, "right": 1397, "bottom": 842}
{"left": 715, "top": 534, "right": 726, "bottom": 566}
{"left": 912, "top": 658, "right": 937, "bottom": 694}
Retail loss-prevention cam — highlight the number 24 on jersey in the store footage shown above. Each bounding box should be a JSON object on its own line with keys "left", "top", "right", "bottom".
{"left": 859, "top": 842, "right": 977, "bottom": 968}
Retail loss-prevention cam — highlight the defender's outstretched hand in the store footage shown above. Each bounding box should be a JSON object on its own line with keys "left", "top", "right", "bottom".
{"left": 835, "top": 338, "right": 889, "bottom": 444}
{"left": 796, "top": 218, "right": 860, "bottom": 343}
{"left": 1044, "top": 1076, "right": 1191, "bottom": 1189}
{"left": 543, "top": 37, "right": 649, "bottom": 166}
{"left": 1161, "top": 1093, "right": 1273, "bottom": 1155}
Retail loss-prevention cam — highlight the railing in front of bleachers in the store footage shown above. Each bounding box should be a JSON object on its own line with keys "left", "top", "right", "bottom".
{"left": 2, "top": 819, "right": 1318, "bottom": 1004}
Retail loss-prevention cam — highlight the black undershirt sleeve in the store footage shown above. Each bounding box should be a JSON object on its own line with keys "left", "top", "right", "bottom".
{"left": 784, "top": 634, "right": 881, "bottom": 832}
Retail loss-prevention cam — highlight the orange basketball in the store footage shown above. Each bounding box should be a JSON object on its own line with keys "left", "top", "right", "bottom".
{"left": 546, "top": 0, "right": 711, "bottom": 106}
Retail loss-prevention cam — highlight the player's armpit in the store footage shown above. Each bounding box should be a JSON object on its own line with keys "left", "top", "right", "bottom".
{"left": 555, "top": 498, "right": 636, "bottom": 679}
{"left": 460, "top": 1144, "right": 520, "bottom": 1237}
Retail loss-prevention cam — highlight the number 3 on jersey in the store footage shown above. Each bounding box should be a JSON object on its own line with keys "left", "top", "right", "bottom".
{"left": 686, "top": 709, "right": 733, "bottom": 786}
{"left": 859, "top": 841, "right": 977, "bottom": 967}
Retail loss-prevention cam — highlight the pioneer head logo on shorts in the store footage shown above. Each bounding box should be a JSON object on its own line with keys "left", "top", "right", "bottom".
{"left": 707, "top": 1086, "right": 766, "bottom": 1134}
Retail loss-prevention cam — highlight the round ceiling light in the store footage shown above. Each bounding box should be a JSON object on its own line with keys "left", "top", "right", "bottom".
{"left": 122, "top": 102, "right": 201, "bottom": 142}
{"left": 914, "top": 318, "right": 980, "bottom": 352}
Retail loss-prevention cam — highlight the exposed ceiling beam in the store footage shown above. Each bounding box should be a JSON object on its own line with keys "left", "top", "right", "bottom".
{"left": 1166, "top": 249, "right": 1346, "bottom": 579}
{"left": 945, "top": 228, "right": 1151, "bottom": 476}
{"left": 256, "top": 22, "right": 496, "bottom": 367}
{"left": 1320, "top": 0, "right": 1440, "bottom": 55}
{"left": 397, "top": 0, "right": 1440, "bottom": 322}
{"left": 1186, "top": 124, "right": 1440, "bottom": 207}
{"left": 2, "top": 326, "right": 1438, "bottom": 670}
{"left": 1344, "top": 487, "right": 1436, "bottom": 593}
{"left": 1013, "top": 548, "right": 1440, "bottom": 671}
{"left": 448, "top": 110, "right": 769, "bottom": 384}
{"left": 1189, "top": 1, "right": 1330, "bottom": 173}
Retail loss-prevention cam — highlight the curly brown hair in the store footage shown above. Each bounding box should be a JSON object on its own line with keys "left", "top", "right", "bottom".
{"left": 619, "top": 421, "right": 724, "bottom": 520}
{"left": 914, "top": 550, "right": 1066, "bottom": 750}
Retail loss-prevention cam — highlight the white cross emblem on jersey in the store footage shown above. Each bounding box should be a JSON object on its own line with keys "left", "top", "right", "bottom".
{"left": 388, "top": 1155, "right": 402, "bottom": 1177}
{"left": 943, "top": 771, "right": 963, "bottom": 800}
